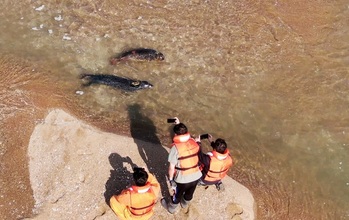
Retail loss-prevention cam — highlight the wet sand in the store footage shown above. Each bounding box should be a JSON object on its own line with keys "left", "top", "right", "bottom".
{"left": 0, "top": 55, "right": 64, "bottom": 219}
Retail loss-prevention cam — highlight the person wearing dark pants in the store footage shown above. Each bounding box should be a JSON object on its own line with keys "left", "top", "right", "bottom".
{"left": 161, "top": 117, "right": 202, "bottom": 214}
{"left": 196, "top": 135, "right": 233, "bottom": 191}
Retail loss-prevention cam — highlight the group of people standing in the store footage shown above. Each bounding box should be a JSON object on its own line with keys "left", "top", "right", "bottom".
{"left": 109, "top": 117, "right": 234, "bottom": 219}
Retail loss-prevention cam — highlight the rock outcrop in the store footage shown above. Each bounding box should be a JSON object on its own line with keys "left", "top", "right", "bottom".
{"left": 27, "top": 109, "right": 255, "bottom": 220}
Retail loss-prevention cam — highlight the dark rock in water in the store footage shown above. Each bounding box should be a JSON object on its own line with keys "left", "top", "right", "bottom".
{"left": 110, "top": 48, "right": 165, "bottom": 65}
{"left": 80, "top": 74, "right": 153, "bottom": 92}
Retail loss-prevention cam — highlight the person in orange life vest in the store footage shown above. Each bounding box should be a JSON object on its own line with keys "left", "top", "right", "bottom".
{"left": 161, "top": 117, "right": 202, "bottom": 214}
{"left": 196, "top": 134, "right": 233, "bottom": 191}
{"left": 109, "top": 167, "right": 160, "bottom": 220}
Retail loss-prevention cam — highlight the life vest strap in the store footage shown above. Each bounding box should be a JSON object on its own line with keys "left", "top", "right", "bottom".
{"left": 175, "top": 164, "right": 198, "bottom": 171}
{"left": 208, "top": 168, "right": 228, "bottom": 174}
{"left": 178, "top": 152, "right": 198, "bottom": 160}
{"left": 130, "top": 202, "right": 155, "bottom": 216}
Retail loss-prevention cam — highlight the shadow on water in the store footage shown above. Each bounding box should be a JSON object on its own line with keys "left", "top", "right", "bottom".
{"left": 127, "top": 103, "right": 170, "bottom": 199}
{"left": 104, "top": 153, "right": 138, "bottom": 205}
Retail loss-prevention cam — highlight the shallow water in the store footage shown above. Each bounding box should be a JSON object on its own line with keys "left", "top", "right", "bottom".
{"left": 1, "top": 0, "right": 349, "bottom": 219}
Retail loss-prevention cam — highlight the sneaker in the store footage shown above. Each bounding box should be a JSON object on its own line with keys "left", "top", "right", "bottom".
{"left": 180, "top": 197, "right": 190, "bottom": 209}
{"left": 215, "top": 181, "right": 224, "bottom": 191}
{"left": 197, "top": 179, "right": 206, "bottom": 186}
{"left": 161, "top": 198, "right": 179, "bottom": 214}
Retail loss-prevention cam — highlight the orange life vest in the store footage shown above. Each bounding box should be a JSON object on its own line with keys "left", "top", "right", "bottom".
{"left": 173, "top": 133, "right": 200, "bottom": 175}
{"left": 127, "top": 183, "right": 156, "bottom": 217}
{"left": 204, "top": 149, "right": 233, "bottom": 182}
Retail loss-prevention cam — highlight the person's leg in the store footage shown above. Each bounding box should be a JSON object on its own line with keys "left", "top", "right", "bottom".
{"left": 197, "top": 178, "right": 206, "bottom": 186}
{"left": 182, "top": 179, "right": 199, "bottom": 201}
{"left": 173, "top": 182, "right": 186, "bottom": 204}
{"left": 179, "top": 180, "right": 199, "bottom": 208}
{"left": 166, "top": 199, "right": 179, "bottom": 214}
{"left": 199, "top": 179, "right": 223, "bottom": 191}
{"left": 162, "top": 182, "right": 186, "bottom": 214}
{"left": 215, "top": 180, "right": 224, "bottom": 191}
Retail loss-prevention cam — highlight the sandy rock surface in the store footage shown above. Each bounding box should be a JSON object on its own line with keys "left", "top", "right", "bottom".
{"left": 26, "top": 109, "right": 255, "bottom": 220}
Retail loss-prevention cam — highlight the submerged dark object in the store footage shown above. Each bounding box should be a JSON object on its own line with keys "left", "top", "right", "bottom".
{"left": 80, "top": 74, "right": 153, "bottom": 92}
{"left": 110, "top": 48, "right": 165, "bottom": 65}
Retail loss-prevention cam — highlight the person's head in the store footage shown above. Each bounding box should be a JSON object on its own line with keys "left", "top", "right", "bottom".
{"left": 213, "top": 138, "right": 227, "bottom": 154}
{"left": 133, "top": 168, "right": 149, "bottom": 186}
{"left": 173, "top": 123, "right": 188, "bottom": 135}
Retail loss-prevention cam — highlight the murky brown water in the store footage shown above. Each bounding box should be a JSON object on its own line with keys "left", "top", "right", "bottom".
{"left": 1, "top": 0, "right": 349, "bottom": 219}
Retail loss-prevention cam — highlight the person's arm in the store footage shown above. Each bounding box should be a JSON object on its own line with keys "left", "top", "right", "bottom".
{"left": 174, "top": 117, "right": 180, "bottom": 124}
{"left": 168, "top": 163, "right": 176, "bottom": 181}
{"left": 197, "top": 141, "right": 206, "bottom": 164}
{"left": 147, "top": 173, "right": 160, "bottom": 198}
{"left": 109, "top": 191, "right": 129, "bottom": 220}
{"left": 229, "top": 154, "right": 235, "bottom": 168}
{"left": 209, "top": 135, "right": 215, "bottom": 149}
{"left": 196, "top": 135, "right": 212, "bottom": 168}
{"left": 200, "top": 153, "right": 211, "bottom": 174}
{"left": 167, "top": 162, "right": 177, "bottom": 194}
{"left": 167, "top": 145, "right": 178, "bottom": 181}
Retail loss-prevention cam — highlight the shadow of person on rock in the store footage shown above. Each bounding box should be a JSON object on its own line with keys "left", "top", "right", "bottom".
{"left": 127, "top": 104, "right": 170, "bottom": 199}
{"left": 104, "top": 153, "right": 139, "bottom": 205}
